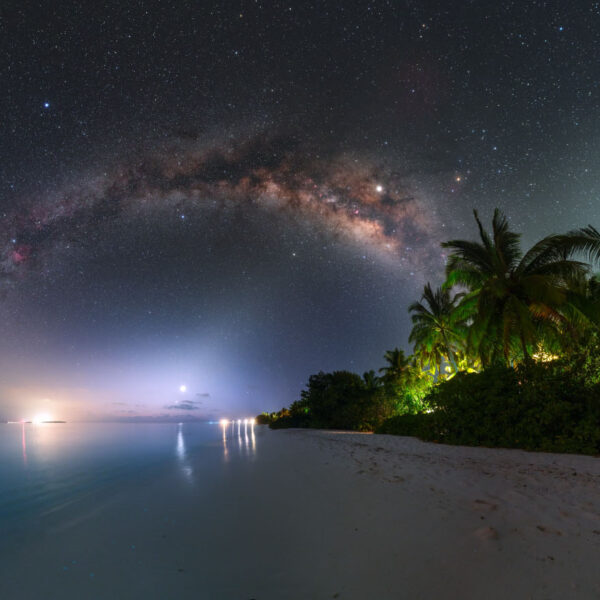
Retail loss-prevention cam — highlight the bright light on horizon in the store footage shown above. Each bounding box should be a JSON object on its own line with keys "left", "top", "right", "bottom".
{"left": 218, "top": 418, "right": 254, "bottom": 426}
{"left": 32, "top": 413, "right": 51, "bottom": 424}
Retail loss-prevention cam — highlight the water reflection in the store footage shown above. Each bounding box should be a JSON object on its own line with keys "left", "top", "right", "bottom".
{"left": 21, "top": 423, "right": 27, "bottom": 467}
{"left": 221, "top": 421, "right": 229, "bottom": 461}
{"left": 175, "top": 423, "right": 194, "bottom": 483}
{"left": 220, "top": 419, "right": 256, "bottom": 460}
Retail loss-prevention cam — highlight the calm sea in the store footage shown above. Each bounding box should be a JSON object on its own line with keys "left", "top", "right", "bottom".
{"left": 0, "top": 421, "right": 257, "bottom": 536}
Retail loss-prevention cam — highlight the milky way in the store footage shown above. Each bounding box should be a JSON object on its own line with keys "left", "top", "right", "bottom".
{"left": 2, "top": 133, "right": 443, "bottom": 285}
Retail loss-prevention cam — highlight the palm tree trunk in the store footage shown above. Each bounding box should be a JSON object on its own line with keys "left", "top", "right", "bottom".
{"left": 441, "top": 331, "right": 459, "bottom": 373}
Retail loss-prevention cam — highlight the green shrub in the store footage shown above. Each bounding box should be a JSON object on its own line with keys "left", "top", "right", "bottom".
{"left": 375, "top": 413, "right": 433, "bottom": 437}
{"left": 267, "top": 370, "right": 396, "bottom": 432}
{"left": 255, "top": 413, "right": 272, "bottom": 425}
{"left": 381, "top": 364, "right": 600, "bottom": 454}
{"left": 557, "top": 329, "right": 600, "bottom": 386}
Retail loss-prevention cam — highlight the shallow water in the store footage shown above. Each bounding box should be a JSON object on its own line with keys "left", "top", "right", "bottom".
{"left": 0, "top": 421, "right": 256, "bottom": 536}
{"left": 1, "top": 423, "right": 594, "bottom": 599}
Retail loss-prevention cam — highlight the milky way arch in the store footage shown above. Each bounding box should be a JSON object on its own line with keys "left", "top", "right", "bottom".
{"left": 1, "top": 134, "right": 443, "bottom": 285}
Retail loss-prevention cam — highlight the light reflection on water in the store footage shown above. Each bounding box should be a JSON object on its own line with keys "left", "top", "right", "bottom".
{"left": 21, "top": 423, "right": 27, "bottom": 468}
{"left": 1, "top": 421, "right": 260, "bottom": 531}
{"left": 175, "top": 423, "right": 194, "bottom": 483}
{"left": 220, "top": 419, "right": 256, "bottom": 461}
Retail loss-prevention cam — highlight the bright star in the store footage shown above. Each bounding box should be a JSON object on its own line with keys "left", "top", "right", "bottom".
{"left": 375, "top": 185, "right": 383, "bottom": 193}
{"left": 179, "top": 385, "right": 187, "bottom": 393}
{"left": 43, "top": 102, "right": 50, "bottom": 109}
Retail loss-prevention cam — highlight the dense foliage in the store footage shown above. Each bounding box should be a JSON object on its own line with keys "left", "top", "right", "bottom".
{"left": 262, "top": 357, "right": 431, "bottom": 431}
{"left": 378, "top": 363, "right": 600, "bottom": 455}
{"left": 260, "top": 209, "right": 600, "bottom": 455}
{"left": 264, "top": 370, "right": 395, "bottom": 431}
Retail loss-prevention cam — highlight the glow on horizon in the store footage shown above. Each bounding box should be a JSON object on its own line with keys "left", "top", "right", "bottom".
{"left": 32, "top": 413, "right": 52, "bottom": 424}
{"left": 219, "top": 418, "right": 255, "bottom": 426}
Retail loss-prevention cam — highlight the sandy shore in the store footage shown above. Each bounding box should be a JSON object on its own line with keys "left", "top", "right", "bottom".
{"left": 1, "top": 427, "right": 599, "bottom": 599}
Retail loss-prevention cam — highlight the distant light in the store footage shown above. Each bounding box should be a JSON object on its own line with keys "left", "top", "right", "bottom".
{"left": 32, "top": 413, "right": 51, "bottom": 424}
{"left": 243, "top": 418, "right": 248, "bottom": 425}
{"left": 43, "top": 102, "right": 50, "bottom": 109}
{"left": 375, "top": 184, "right": 383, "bottom": 193}
{"left": 248, "top": 418, "right": 255, "bottom": 425}
{"left": 219, "top": 419, "right": 229, "bottom": 426}
{"left": 179, "top": 385, "right": 187, "bottom": 393}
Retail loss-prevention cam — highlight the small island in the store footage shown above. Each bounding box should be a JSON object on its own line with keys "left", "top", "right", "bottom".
{"left": 5, "top": 420, "right": 66, "bottom": 424}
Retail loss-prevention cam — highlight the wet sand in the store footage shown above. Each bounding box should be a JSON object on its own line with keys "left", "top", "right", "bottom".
{"left": 1, "top": 427, "right": 599, "bottom": 599}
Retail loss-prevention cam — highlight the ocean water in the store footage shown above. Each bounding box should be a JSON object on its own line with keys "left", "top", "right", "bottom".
{"left": 1, "top": 420, "right": 362, "bottom": 599}
{"left": 0, "top": 421, "right": 257, "bottom": 536}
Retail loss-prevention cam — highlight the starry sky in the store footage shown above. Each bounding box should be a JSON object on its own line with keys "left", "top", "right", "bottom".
{"left": 1, "top": 1, "right": 599, "bottom": 421}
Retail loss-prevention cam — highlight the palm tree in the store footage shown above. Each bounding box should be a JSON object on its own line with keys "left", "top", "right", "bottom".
{"left": 378, "top": 348, "right": 411, "bottom": 385}
{"left": 442, "top": 208, "right": 589, "bottom": 365}
{"left": 408, "top": 283, "right": 466, "bottom": 375}
{"left": 362, "top": 370, "right": 381, "bottom": 391}
{"left": 378, "top": 348, "right": 431, "bottom": 413}
{"left": 559, "top": 272, "right": 600, "bottom": 336}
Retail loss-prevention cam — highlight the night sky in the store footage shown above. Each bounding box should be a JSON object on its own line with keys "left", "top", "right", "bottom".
{"left": 1, "top": 1, "right": 599, "bottom": 421}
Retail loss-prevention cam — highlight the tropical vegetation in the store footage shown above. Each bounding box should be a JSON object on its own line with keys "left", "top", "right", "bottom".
{"left": 260, "top": 209, "right": 600, "bottom": 454}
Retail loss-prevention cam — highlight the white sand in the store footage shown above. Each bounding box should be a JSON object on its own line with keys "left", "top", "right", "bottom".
{"left": 1, "top": 427, "right": 600, "bottom": 599}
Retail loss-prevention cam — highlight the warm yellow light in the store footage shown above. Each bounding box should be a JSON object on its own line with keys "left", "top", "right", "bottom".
{"left": 532, "top": 351, "right": 559, "bottom": 363}
{"left": 219, "top": 419, "right": 229, "bottom": 427}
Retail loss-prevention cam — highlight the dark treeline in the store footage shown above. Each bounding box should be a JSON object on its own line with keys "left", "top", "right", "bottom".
{"left": 258, "top": 210, "right": 600, "bottom": 454}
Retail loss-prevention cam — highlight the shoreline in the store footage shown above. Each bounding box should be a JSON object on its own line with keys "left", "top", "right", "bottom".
{"left": 1, "top": 426, "right": 599, "bottom": 599}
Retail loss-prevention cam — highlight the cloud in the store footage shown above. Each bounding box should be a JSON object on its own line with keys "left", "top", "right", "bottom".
{"left": 166, "top": 400, "right": 202, "bottom": 410}
{"left": 196, "top": 392, "right": 210, "bottom": 397}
